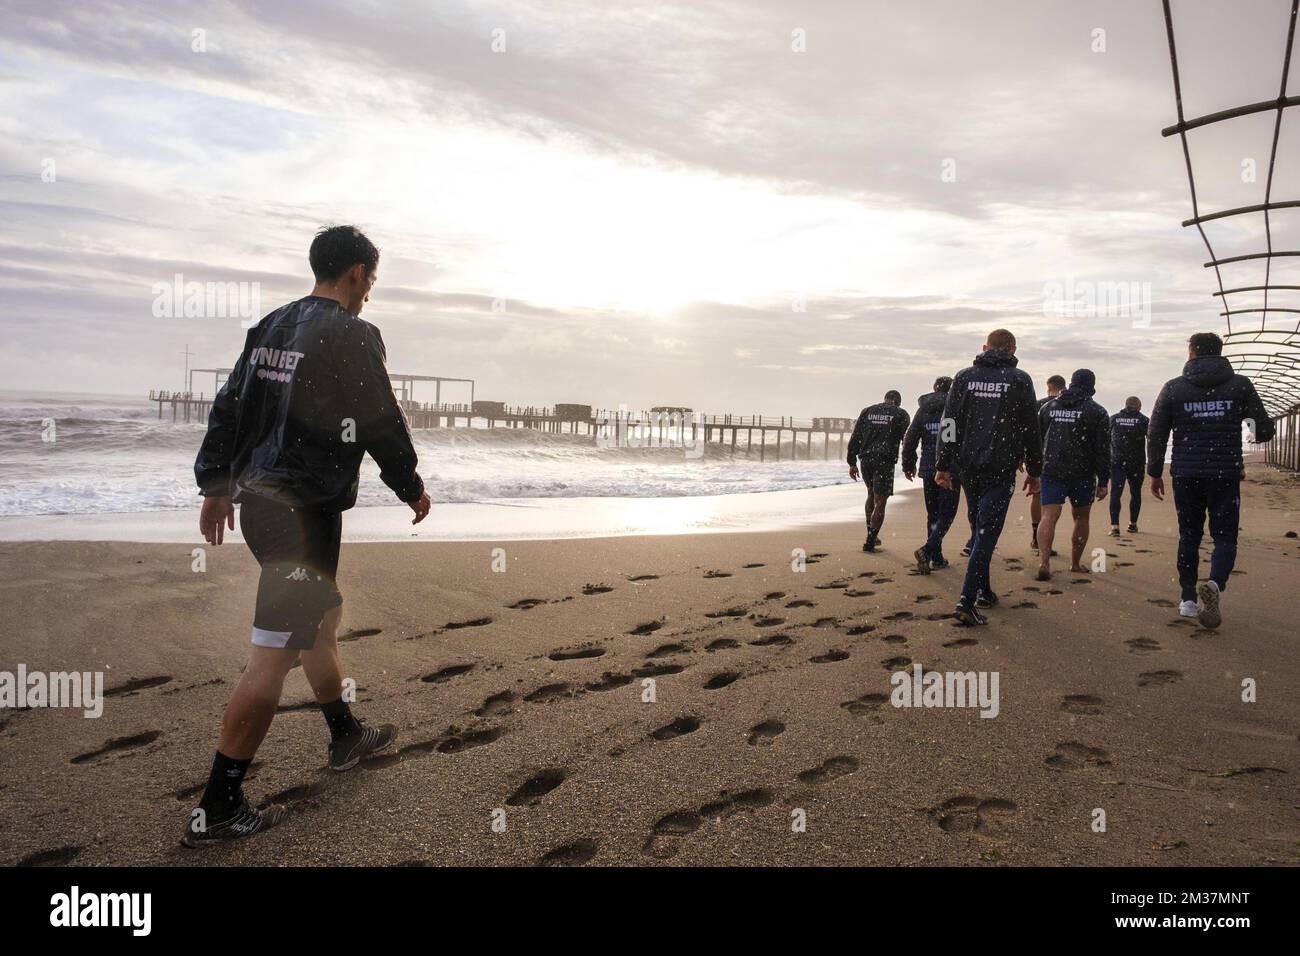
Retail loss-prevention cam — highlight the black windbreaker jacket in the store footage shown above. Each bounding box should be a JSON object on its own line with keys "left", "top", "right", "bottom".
{"left": 1038, "top": 388, "right": 1110, "bottom": 483}
{"left": 846, "top": 402, "right": 911, "bottom": 465}
{"left": 901, "top": 390, "right": 948, "bottom": 478}
{"left": 1109, "top": 408, "right": 1149, "bottom": 471}
{"left": 194, "top": 295, "right": 425, "bottom": 511}
{"left": 936, "top": 349, "right": 1042, "bottom": 479}
{"left": 1147, "top": 355, "right": 1274, "bottom": 480}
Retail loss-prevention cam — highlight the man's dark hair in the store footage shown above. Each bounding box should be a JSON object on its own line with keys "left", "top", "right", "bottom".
{"left": 1188, "top": 332, "right": 1223, "bottom": 356}
{"left": 1125, "top": 396, "right": 1141, "bottom": 410}
{"left": 310, "top": 225, "right": 379, "bottom": 283}
{"left": 884, "top": 390, "right": 902, "bottom": 405}
{"left": 1046, "top": 374, "right": 1067, "bottom": 390}
{"left": 933, "top": 376, "right": 952, "bottom": 393}
{"left": 986, "top": 328, "right": 1016, "bottom": 350}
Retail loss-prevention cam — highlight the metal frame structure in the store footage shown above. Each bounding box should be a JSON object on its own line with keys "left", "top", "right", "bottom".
{"left": 1161, "top": 0, "right": 1300, "bottom": 470}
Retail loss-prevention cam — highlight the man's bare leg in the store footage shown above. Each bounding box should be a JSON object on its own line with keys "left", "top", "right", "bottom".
{"left": 217, "top": 645, "right": 301, "bottom": 760}
{"left": 299, "top": 605, "right": 345, "bottom": 703}
{"left": 1036, "top": 503, "right": 1062, "bottom": 578}
{"left": 870, "top": 494, "right": 889, "bottom": 536}
{"left": 1030, "top": 491, "right": 1042, "bottom": 548}
{"left": 1069, "top": 505, "right": 1091, "bottom": 571}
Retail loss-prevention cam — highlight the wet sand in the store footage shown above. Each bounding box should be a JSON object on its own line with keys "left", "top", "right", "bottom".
{"left": 2, "top": 462, "right": 1298, "bottom": 867}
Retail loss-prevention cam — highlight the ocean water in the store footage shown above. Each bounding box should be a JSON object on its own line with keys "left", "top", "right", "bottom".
{"left": 0, "top": 391, "right": 854, "bottom": 517}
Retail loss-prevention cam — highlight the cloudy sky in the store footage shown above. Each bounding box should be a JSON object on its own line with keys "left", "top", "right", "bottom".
{"left": 2, "top": 0, "right": 1298, "bottom": 418}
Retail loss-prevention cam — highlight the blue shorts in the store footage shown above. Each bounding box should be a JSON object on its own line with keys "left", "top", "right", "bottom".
{"left": 1040, "top": 474, "right": 1095, "bottom": 508}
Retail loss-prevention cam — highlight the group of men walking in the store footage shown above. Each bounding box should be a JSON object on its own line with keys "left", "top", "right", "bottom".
{"left": 847, "top": 327, "right": 1273, "bottom": 629}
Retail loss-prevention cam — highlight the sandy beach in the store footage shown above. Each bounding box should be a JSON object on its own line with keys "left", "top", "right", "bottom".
{"left": 2, "top": 462, "right": 1298, "bottom": 867}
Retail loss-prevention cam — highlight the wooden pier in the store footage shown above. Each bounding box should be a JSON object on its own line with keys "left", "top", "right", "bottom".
{"left": 148, "top": 389, "right": 858, "bottom": 461}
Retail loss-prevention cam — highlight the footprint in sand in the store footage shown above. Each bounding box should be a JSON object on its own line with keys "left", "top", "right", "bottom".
{"left": 704, "top": 671, "right": 741, "bottom": 690}
{"left": 437, "top": 727, "right": 505, "bottom": 754}
{"left": 844, "top": 589, "right": 876, "bottom": 598}
{"left": 943, "top": 637, "right": 978, "bottom": 648}
{"left": 476, "top": 691, "right": 516, "bottom": 716}
{"left": 1146, "top": 598, "right": 1176, "bottom": 608}
{"left": 586, "top": 672, "right": 634, "bottom": 692}
{"left": 506, "top": 768, "right": 566, "bottom": 806}
{"left": 812, "top": 617, "right": 840, "bottom": 628}
{"left": 810, "top": 649, "right": 850, "bottom": 663}
{"left": 1060, "top": 694, "right": 1104, "bottom": 715}
{"left": 538, "top": 838, "right": 597, "bottom": 866}
{"left": 1138, "top": 670, "right": 1183, "bottom": 687}
{"left": 765, "top": 591, "right": 787, "bottom": 600}
{"left": 71, "top": 730, "right": 162, "bottom": 765}
{"left": 703, "top": 570, "right": 733, "bottom": 579}
{"left": 646, "top": 642, "right": 688, "bottom": 658}
{"left": 750, "top": 615, "right": 785, "bottom": 628}
{"left": 1045, "top": 741, "right": 1112, "bottom": 769}
{"left": 16, "top": 846, "right": 83, "bottom": 867}
{"left": 338, "top": 628, "right": 382, "bottom": 644}
{"left": 883, "top": 611, "right": 913, "bottom": 622}
{"left": 421, "top": 663, "right": 475, "bottom": 682}
{"left": 881, "top": 656, "right": 912, "bottom": 670}
{"left": 547, "top": 646, "right": 606, "bottom": 662}
{"left": 628, "top": 620, "right": 665, "bottom": 635}
{"left": 705, "top": 638, "right": 740, "bottom": 652}
{"left": 582, "top": 583, "right": 615, "bottom": 595}
{"left": 650, "top": 716, "right": 701, "bottom": 741}
{"left": 508, "top": 598, "right": 548, "bottom": 610}
{"left": 786, "top": 599, "right": 815, "bottom": 608}
{"left": 1010, "top": 601, "right": 1038, "bottom": 609}
{"left": 880, "top": 634, "right": 907, "bottom": 644}
{"left": 642, "top": 789, "right": 775, "bottom": 859}
{"left": 524, "top": 682, "right": 578, "bottom": 703}
{"left": 743, "top": 563, "right": 766, "bottom": 569}
{"left": 445, "top": 617, "right": 493, "bottom": 631}
{"left": 931, "top": 795, "right": 1018, "bottom": 834}
{"left": 628, "top": 574, "right": 659, "bottom": 582}
{"left": 1071, "top": 578, "right": 1091, "bottom": 585}
{"left": 924, "top": 612, "right": 953, "bottom": 621}
{"left": 1124, "top": 637, "right": 1161, "bottom": 654}
{"left": 749, "top": 633, "right": 794, "bottom": 647}
{"left": 796, "top": 755, "right": 859, "bottom": 785}
{"left": 815, "top": 579, "right": 853, "bottom": 590}
{"left": 840, "top": 692, "right": 890, "bottom": 716}
{"left": 846, "top": 624, "right": 877, "bottom": 635}
{"left": 914, "top": 595, "right": 936, "bottom": 604}
{"left": 632, "top": 663, "right": 684, "bottom": 678}
{"left": 104, "top": 675, "right": 173, "bottom": 697}
{"left": 747, "top": 719, "right": 785, "bottom": 745}
{"left": 705, "top": 607, "right": 747, "bottom": 619}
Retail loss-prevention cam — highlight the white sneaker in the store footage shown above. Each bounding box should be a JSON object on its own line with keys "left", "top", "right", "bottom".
{"left": 1196, "top": 580, "right": 1222, "bottom": 629}
{"left": 1178, "top": 600, "right": 1199, "bottom": 619}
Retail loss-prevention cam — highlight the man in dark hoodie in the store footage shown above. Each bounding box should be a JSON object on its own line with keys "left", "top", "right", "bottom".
{"left": 1034, "top": 369, "right": 1110, "bottom": 580}
{"left": 1108, "top": 396, "right": 1149, "bottom": 536}
{"left": 1030, "top": 374, "right": 1066, "bottom": 551}
{"left": 1148, "top": 332, "right": 1273, "bottom": 629}
{"left": 902, "top": 376, "right": 957, "bottom": 573}
{"left": 847, "top": 390, "right": 911, "bottom": 552}
{"left": 935, "top": 329, "right": 1042, "bottom": 625}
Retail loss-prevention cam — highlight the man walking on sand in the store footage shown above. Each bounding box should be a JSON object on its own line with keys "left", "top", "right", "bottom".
{"left": 1035, "top": 369, "right": 1110, "bottom": 581}
{"left": 1147, "top": 332, "right": 1273, "bottom": 629}
{"left": 902, "top": 376, "right": 958, "bottom": 573}
{"left": 847, "top": 390, "right": 911, "bottom": 552}
{"left": 1030, "top": 374, "right": 1066, "bottom": 552}
{"left": 185, "top": 225, "right": 431, "bottom": 846}
{"left": 935, "top": 329, "right": 1042, "bottom": 625}
{"left": 1108, "top": 396, "right": 1149, "bottom": 537}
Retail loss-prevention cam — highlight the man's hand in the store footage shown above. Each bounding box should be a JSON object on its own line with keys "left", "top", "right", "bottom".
{"left": 1150, "top": 476, "right": 1164, "bottom": 501}
{"left": 848, "top": 465, "right": 859, "bottom": 482}
{"left": 200, "top": 495, "right": 235, "bottom": 545}
{"left": 1022, "top": 475, "right": 1040, "bottom": 496}
{"left": 1095, "top": 484, "right": 1108, "bottom": 501}
{"left": 934, "top": 471, "right": 953, "bottom": 490}
{"left": 903, "top": 469, "right": 915, "bottom": 482}
{"left": 408, "top": 491, "right": 431, "bottom": 524}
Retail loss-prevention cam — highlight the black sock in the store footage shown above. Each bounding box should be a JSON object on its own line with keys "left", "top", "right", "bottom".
{"left": 321, "top": 697, "right": 361, "bottom": 741}
{"left": 199, "top": 751, "right": 251, "bottom": 816}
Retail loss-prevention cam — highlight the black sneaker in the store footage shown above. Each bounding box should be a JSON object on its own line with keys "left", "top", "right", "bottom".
{"left": 863, "top": 535, "right": 879, "bottom": 553}
{"left": 1127, "top": 523, "right": 1139, "bottom": 534}
{"left": 931, "top": 557, "right": 950, "bottom": 569}
{"left": 960, "top": 543, "right": 972, "bottom": 558}
{"left": 974, "top": 589, "right": 999, "bottom": 609}
{"left": 913, "top": 547, "right": 931, "bottom": 575}
{"left": 1107, "top": 526, "right": 1120, "bottom": 537}
{"left": 1030, "top": 535, "right": 1039, "bottom": 551}
{"left": 180, "top": 797, "right": 286, "bottom": 848}
{"left": 329, "top": 720, "right": 397, "bottom": 772}
{"left": 953, "top": 601, "right": 987, "bottom": 626}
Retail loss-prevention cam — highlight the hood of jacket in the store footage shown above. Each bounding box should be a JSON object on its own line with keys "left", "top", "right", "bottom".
{"left": 1182, "top": 355, "right": 1235, "bottom": 389}
{"left": 918, "top": 391, "right": 948, "bottom": 414}
{"left": 973, "top": 347, "right": 1018, "bottom": 369}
